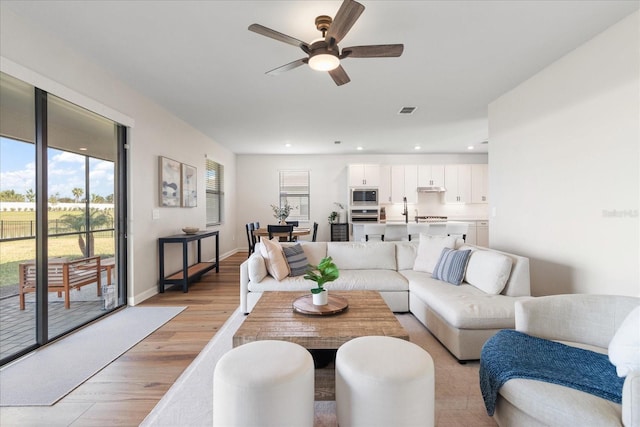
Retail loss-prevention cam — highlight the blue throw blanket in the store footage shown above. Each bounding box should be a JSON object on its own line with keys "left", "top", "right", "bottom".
{"left": 479, "top": 329, "right": 623, "bottom": 416}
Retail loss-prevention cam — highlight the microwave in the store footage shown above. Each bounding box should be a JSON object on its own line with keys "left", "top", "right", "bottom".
{"left": 351, "top": 188, "right": 378, "bottom": 206}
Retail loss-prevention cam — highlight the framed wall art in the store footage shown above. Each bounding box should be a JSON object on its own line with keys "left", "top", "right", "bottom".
{"left": 181, "top": 163, "right": 197, "bottom": 207}
{"left": 159, "top": 156, "right": 181, "bottom": 207}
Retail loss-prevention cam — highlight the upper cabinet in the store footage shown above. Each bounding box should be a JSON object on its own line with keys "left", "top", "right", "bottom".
{"left": 349, "top": 164, "right": 381, "bottom": 187}
{"left": 379, "top": 165, "right": 392, "bottom": 203}
{"left": 417, "top": 165, "right": 445, "bottom": 188}
{"left": 471, "top": 164, "right": 488, "bottom": 203}
{"left": 444, "top": 164, "right": 471, "bottom": 203}
{"left": 390, "top": 165, "right": 418, "bottom": 203}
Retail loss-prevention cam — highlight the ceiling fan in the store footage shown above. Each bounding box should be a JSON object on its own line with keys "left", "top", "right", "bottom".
{"left": 248, "top": 0, "right": 404, "bottom": 86}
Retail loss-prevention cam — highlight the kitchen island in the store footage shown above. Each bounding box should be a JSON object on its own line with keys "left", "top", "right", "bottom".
{"left": 351, "top": 220, "right": 487, "bottom": 245}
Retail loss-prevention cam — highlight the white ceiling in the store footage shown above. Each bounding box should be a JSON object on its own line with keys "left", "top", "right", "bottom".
{"left": 3, "top": 1, "right": 638, "bottom": 155}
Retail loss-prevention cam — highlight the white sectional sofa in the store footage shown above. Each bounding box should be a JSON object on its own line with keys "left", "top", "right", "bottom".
{"left": 240, "top": 237, "right": 532, "bottom": 361}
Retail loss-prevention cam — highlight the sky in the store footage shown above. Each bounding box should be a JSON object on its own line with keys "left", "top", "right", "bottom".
{"left": 0, "top": 137, "right": 114, "bottom": 199}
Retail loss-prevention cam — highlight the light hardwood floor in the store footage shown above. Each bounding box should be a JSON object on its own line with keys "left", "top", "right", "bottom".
{"left": 1, "top": 252, "right": 497, "bottom": 427}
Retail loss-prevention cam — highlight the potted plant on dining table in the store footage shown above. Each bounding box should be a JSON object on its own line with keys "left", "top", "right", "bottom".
{"left": 304, "top": 256, "right": 339, "bottom": 305}
{"left": 271, "top": 202, "right": 296, "bottom": 225}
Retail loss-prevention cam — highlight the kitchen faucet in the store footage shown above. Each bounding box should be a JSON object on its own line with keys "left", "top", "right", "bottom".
{"left": 402, "top": 196, "right": 409, "bottom": 224}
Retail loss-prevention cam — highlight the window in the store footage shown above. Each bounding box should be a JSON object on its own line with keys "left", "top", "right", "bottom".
{"left": 279, "top": 170, "right": 309, "bottom": 221}
{"left": 206, "top": 159, "right": 224, "bottom": 226}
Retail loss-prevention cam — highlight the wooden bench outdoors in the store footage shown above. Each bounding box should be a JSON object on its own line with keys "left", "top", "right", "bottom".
{"left": 19, "top": 256, "right": 102, "bottom": 310}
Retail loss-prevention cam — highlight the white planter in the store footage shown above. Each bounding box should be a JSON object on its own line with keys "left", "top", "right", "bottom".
{"left": 312, "top": 290, "right": 328, "bottom": 306}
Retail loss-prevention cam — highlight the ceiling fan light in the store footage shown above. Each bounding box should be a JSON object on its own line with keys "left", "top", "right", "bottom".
{"left": 308, "top": 53, "right": 340, "bottom": 71}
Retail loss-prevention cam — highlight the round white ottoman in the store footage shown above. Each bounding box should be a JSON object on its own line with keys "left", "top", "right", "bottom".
{"left": 336, "top": 336, "right": 435, "bottom": 427}
{"left": 213, "top": 340, "right": 315, "bottom": 427}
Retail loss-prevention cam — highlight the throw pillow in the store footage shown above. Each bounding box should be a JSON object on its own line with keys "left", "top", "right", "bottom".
{"left": 248, "top": 251, "right": 268, "bottom": 283}
{"left": 464, "top": 250, "right": 513, "bottom": 295}
{"left": 432, "top": 248, "right": 472, "bottom": 285}
{"left": 283, "top": 243, "right": 309, "bottom": 277}
{"left": 259, "top": 237, "right": 290, "bottom": 281}
{"left": 413, "top": 234, "right": 457, "bottom": 274}
{"left": 608, "top": 306, "right": 640, "bottom": 377}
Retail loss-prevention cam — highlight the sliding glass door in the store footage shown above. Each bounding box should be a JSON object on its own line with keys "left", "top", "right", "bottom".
{"left": 0, "top": 72, "right": 127, "bottom": 364}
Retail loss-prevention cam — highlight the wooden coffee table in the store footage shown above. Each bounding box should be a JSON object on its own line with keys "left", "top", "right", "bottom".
{"left": 233, "top": 290, "right": 409, "bottom": 351}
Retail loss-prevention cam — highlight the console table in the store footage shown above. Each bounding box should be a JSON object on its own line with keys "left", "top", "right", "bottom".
{"left": 158, "top": 230, "right": 219, "bottom": 293}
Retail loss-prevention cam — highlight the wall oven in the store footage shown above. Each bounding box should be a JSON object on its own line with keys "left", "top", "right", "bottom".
{"left": 350, "top": 208, "right": 379, "bottom": 222}
{"left": 351, "top": 188, "right": 378, "bottom": 206}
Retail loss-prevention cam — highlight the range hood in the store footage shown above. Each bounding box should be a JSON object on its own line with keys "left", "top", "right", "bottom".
{"left": 417, "top": 186, "right": 446, "bottom": 193}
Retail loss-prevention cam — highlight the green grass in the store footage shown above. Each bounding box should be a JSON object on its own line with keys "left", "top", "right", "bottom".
{"left": 0, "top": 235, "right": 114, "bottom": 288}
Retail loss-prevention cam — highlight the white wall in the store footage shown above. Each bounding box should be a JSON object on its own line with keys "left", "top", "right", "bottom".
{"left": 1, "top": 8, "right": 237, "bottom": 305}
{"left": 236, "top": 153, "right": 487, "bottom": 244}
{"left": 488, "top": 12, "right": 639, "bottom": 297}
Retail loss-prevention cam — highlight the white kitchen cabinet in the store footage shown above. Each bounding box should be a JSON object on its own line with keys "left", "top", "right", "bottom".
{"left": 476, "top": 220, "right": 489, "bottom": 247}
{"left": 471, "top": 164, "right": 488, "bottom": 203}
{"left": 417, "top": 165, "right": 445, "bottom": 187}
{"left": 349, "top": 164, "right": 380, "bottom": 187}
{"left": 390, "top": 165, "right": 418, "bottom": 203}
{"left": 444, "top": 165, "right": 471, "bottom": 203}
{"left": 379, "top": 165, "right": 392, "bottom": 203}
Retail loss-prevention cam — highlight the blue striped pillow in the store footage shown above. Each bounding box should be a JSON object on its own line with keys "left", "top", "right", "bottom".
{"left": 283, "top": 244, "right": 309, "bottom": 277}
{"left": 432, "top": 248, "right": 472, "bottom": 285}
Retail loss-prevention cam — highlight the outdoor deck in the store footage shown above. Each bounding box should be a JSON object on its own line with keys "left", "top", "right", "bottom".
{"left": 0, "top": 283, "right": 109, "bottom": 361}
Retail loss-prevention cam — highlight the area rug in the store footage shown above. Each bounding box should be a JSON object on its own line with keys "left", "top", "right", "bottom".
{"left": 0, "top": 306, "right": 185, "bottom": 406}
{"left": 141, "top": 310, "right": 431, "bottom": 427}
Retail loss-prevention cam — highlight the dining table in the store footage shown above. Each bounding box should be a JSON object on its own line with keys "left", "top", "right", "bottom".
{"left": 253, "top": 226, "right": 311, "bottom": 241}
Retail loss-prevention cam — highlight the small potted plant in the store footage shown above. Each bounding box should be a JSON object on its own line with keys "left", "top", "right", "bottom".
{"left": 304, "top": 256, "right": 339, "bottom": 305}
{"left": 271, "top": 202, "right": 296, "bottom": 224}
{"left": 328, "top": 211, "right": 338, "bottom": 224}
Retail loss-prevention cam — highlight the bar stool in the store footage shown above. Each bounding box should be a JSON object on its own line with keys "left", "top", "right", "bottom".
{"left": 213, "top": 340, "right": 315, "bottom": 426}
{"left": 336, "top": 336, "right": 435, "bottom": 427}
{"left": 363, "top": 224, "right": 385, "bottom": 241}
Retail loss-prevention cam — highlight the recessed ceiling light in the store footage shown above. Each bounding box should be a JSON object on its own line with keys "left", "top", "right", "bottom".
{"left": 285, "top": 143, "right": 291, "bottom": 147}
{"left": 414, "top": 145, "right": 421, "bottom": 150}
{"left": 334, "top": 140, "right": 341, "bottom": 144}
{"left": 467, "top": 146, "right": 474, "bottom": 150}
{"left": 356, "top": 146, "right": 363, "bottom": 151}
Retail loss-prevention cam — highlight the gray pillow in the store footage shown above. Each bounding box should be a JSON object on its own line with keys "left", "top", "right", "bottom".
{"left": 283, "top": 244, "right": 309, "bottom": 277}
{"left": 432, "top": 248, "right": 472, "bottom": 285}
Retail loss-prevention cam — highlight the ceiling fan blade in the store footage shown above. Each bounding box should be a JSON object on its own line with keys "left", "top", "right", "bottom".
{"left": 248, "top": 23, "right": 308, "bottom": 49}
{"left": 325, "top": 0, "right": 365, "bottom": 45}
{"left": 328, "top": 65, "right": 351, "bottom": 86}
{"left": 265, "top": 58, "right": 308, "bottom": 75}
{"left": 342, "top": 44, "right": 404, "bottom": 58}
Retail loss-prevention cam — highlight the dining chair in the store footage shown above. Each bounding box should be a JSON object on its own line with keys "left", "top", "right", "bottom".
{"left": 285, "top": 220, "right": 299, "bottom": 227}
{"left": 363, "top": 224, "right": 385, "bottom": 242}
{"left": 253, "top": 222, "right": 261, "bottom": 242}
{"left": 312, "top": 222, "right": 319, "bottom": 242}
{"left": 246, "top": 223, "right": 256, "bottom": 257}
{"left": 267, "top": 224, "right": 294, "bottom": 242}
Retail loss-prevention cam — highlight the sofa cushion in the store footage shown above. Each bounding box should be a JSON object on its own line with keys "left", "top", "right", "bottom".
{"left": 248, "top": 252, "right": 268, "bottom": 283}
{"left": 248, "top": 269, "right": 408, "bottom": 293}
{"left": 413, "top": 234, "right": 456, "bottom": 274}
{"left": 608, "top": 305, "right": 640, "bottom": 377}
{"left": 283, "top": 244, "right": 309, "bottom": 277}
{"left": 465, "top": 250, "right": 513, "bottom": 295}
{"left": 327, "top": 242, "right": 397, "bottom": 270}
{"left": 498, "top": 378, "right": 623, "bottom": 427}
{"left": 395, "top": 241, "right": 419, "bottom": 271}
{"left": 259, "top": 237, "right": 290, "bottom": 281}
{"left": 296, "top": 242, "right": 327, "bottom": 267}
{"left": 432, "top": 248, "right": 472, "bottom": 285}
{"left": 404, "top": 270, "right": 520, "bottom": 329}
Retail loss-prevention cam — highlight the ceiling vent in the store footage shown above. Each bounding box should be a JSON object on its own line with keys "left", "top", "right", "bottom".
{"left": 398, "top": 106, "right": 417, "bottom": 115}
